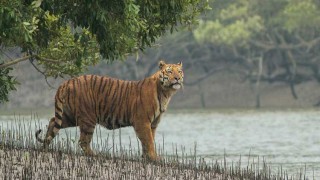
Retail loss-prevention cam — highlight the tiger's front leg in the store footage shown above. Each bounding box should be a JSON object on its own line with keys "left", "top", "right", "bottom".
{"left": 78, "top": 117, "right": 96, "bottom": 156}
{"left": 134, "top": 122, "right": 158, "bottom": 161}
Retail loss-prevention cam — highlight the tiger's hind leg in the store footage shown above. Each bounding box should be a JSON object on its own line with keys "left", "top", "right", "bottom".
{"left": 36, "top": 116, "right": 64, "bottom": 150}
{"left": 42, "top": 117, "right": 57, "bottom": 149}
{"left": 78, "top": 121, "right": 96, "bottom": 156}
{"left": 36, "top": 117, "right": 55, "bottom": 149}
{"left": 36, "top": 111, "right": 76, "bottom": 150}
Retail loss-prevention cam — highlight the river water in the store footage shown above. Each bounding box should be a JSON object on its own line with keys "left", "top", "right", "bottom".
{"left": 0, "top": 109, "right": 319, "bottom": 178}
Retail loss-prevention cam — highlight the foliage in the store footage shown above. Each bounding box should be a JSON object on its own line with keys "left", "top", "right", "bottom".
{"left": 38, "top": 0, "right": 211, "bottom": 60}
{"left": 282, "top": 0, "right": 320, "bottom": 32}
{"left": 0, "top": 0, "right": 209, "bottom": 103}
{"left": 194, "top": 0, "right": 263, "bottom": 46}
{"left": 192, "top": 0, "right": 320, "bottom": 102}
{"left": 0, "top": 67, "right": 19, "bottom": 102}
{"left": 37, "top": 24, "right": 100, "bottom": 78}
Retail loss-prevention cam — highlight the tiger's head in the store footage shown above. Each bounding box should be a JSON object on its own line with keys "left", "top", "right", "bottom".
{"left": 158, "top": 60, "right": 184, "bottom": 90}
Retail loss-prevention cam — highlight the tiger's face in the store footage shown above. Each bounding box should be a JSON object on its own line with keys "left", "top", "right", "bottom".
{"left": 158, "top": 60, "right": 184, "bottom": 90}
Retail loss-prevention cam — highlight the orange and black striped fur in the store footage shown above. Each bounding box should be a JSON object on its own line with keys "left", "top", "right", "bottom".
{"left": 36, "top": 60, "right": 184, "bottom": 160}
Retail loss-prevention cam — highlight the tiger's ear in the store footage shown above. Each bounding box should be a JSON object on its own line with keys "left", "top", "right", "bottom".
{"left": 177, "top": 61, "right": 183, "bottom": 67}
{"left": 159, "top": 60, "right": 166, "bottom": 69}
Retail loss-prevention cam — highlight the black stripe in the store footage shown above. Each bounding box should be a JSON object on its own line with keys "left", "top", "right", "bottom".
{"left": 152, "top": 105, "right": 156, "bottom": 122}
{"left": 115, "top": 118, "right": 121, "bottom": 129}
{"left": 55, "top": 112, "right": 62, "bottom": 120}
{"left": 106, "top": 117, "right": 113, "bottom": 129}
{"left": 104, "top": 79, "right": 113, "bottom": 99}
{"left": 135, "top": 97, "right": 139, "bottom": 119}
{"left": 94, "top": 102, "right": 98, "bottom": 123}
{"left": 88, "top": 75, "right": 94, "bottom": 100}
{"left": 108, "top": 80, "right": 119, "bottom": 115}
{"left": 64, "top": 113, "right": 76, "bottom": 126}
{"left": 124, "top": 82, "right": 131, "bottom": 125}
{"left": 106, "top": 79, "right": 114, "bottom": 96}
{"left": 90, "top": 75, "right": 94, "bottom": 90}
{"left": 122, "top": 110, "right": 126, "bottom": 126}
{"left": 112, "top": 82, "right": 125, "bottom": 124}
{"left": 102, "top": 79, "right": 114, "bottom": 119}
{"left": 118, "top": 82, "right": 128, "bottom": 112}
{"left": 82, "top": 94, "right": 92, "bottom": 113}
{"left": 83, "top": 131, "right": 94, "bottom": 135}
{"left": 84, "top": 76, "right": 92, "bottom": 103}
{"left": 81, "top": 76, "right": 87, "bottom": 94}
{"left": 82, "top": 75, "right": 88, "bottom": 92}
{"left": 122, "top": 83, "right": 129, "bottom": 125}
{"left": 147, "top": 111, "right": 152, "bottom": 122}
{"left": 134, "top": 82, "right": 139, "bottom": 117}
{"left": 97, "top": 100, "right": 102, "bottom": 123}
{"left": 139, "top": 80, "right": 146, "bottom": 112}
{"left": 117, "top": 81, "right": 125, "bottom": 106}
{"left": 96, "top": 78, "right": 102, "bottom": 123}
{"left": 56, "top": 88, "right": 63, "bottom": 104}
{"left": 124, "top": 82, "right": 130, "bottom": 99}
{"left": 157, "top": 86, "right": 163, "bottom": 112}
{"left": 104, "top": 79, "right": 119, "bottom": 117}
{"left": 98, "top": 76, "right": 104, "bottom": 93}
{"left": 163, "top": 92, "right": 168, "bottom": 99}
{"left": 55, "top": 101, "right": 62, "bottom": 112}
{"left": 72, "top": 79, "right": 76, "bottom": 115}
{"left": 54, "top": 122, "right": 62, "bottom": 129}
{"left": 83, "top": 76, "right": 90, "bottom": 101}
{"left": 104, "top": 79, "right": 119, "bottom": 128}
{"left": 67, "top": 83, "right": 72, "bottom": 110}
{"left": 82, "top": 120, "right": 95, "bottom": 128}
{"left": 92, "top": 75, "right": 98, "bottom": 89}
{"left": 100, "top": 78, "right": 108, "bottom": 94}
{"left": 92, "top": 77, "right": 98, "bottom": 120}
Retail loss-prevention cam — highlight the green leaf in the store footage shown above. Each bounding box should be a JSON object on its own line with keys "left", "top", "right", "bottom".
{"left": 23, "top": 22, "right": 31, "bottom": 26}
{"left": 32, "top": 0, "right": 43, "bottom": 8}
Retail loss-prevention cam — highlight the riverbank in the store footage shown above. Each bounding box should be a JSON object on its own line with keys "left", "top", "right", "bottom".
{"left": 0, "top": 147, "right": 224, "bottom": 179}
{"left": 1, "top": 146, "right": 301, "bottom": 180}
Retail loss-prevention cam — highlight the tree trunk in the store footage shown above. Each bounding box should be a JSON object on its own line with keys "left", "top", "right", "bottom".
{"left": 255, "top": 56, "right": 263, "bottom": 108}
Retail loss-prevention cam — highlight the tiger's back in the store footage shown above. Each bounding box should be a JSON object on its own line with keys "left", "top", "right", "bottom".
{"left": 58, "top": 75, "right": 164, "bottom": 128}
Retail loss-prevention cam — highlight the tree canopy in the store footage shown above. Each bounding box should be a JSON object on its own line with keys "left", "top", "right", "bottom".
{"left": 192, "top": 0, "right": 320, "bottom": 106}
{"left": 0, "top": 0, "right": 209, "bottom": 103}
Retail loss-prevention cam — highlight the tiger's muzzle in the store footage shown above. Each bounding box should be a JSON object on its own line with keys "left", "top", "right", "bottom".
{"left": 170, "top": 79, "right": 183, "bottom": 90}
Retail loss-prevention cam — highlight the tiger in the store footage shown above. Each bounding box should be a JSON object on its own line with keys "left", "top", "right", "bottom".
{"left": 35, "top": 60, "right": 184, "bottom": 161}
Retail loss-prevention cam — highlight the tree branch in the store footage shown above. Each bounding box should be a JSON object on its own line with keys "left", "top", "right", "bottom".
{"left": 0, "top": 55, "right": 32, "bottom": 69}
{"left": 34, "top": 55, "right": 60, "bottom": 64}
{"left": 0, "top": 54, "right": 60, "bottom": 69}
{"left": 29, "top": 56, "right": 55, "bottom": 89}
{"left": 184, "top": 66, "right": 226, "bottom": 86}
{"left": 250, "top": 36, "right": 320, "bottom": 51}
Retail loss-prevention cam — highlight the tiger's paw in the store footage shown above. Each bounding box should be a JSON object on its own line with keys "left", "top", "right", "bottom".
{"left": 142, "top": 154, "right": 161, "bottom": 162}
{"left": 82, "top": 148, "right": 96, "bottom": 157}
{"left": 85, "top": 151, "right": 96, "bottom": 157}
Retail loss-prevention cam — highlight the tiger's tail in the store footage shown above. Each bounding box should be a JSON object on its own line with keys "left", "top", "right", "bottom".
{"left": 40, "top": 83, "right": 68, "bottom": 145}
{"left": 36, "top": 88, "right": 65, "bottom": 146}
{"left": 35, "top": 129, "right": 45, "bottom": 143}
{"left": 35, "top": 117, "right": 58, "bottom": 145}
